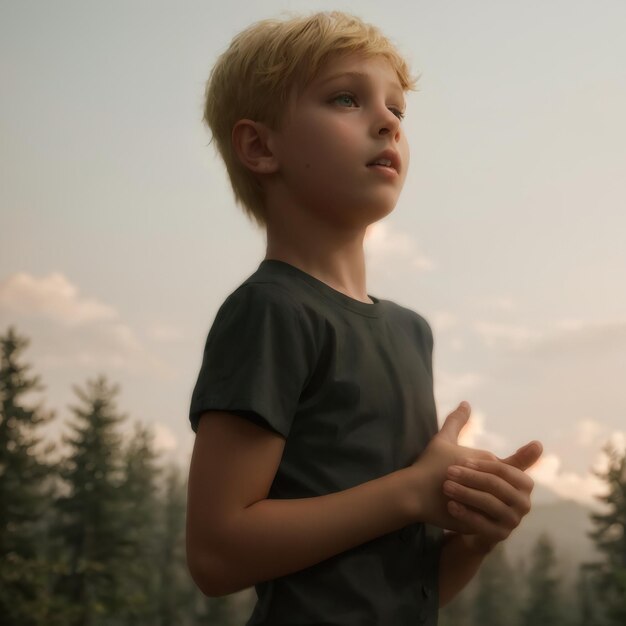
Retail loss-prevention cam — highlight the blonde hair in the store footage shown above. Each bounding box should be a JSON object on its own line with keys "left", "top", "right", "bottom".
{"left": 203, "top": 11, "right": 419, "bottom": 230}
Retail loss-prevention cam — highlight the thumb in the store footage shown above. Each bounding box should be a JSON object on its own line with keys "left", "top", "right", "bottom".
{"left": 501, "top": 440, "right": 543, "bottom": 471}
{"left": 438, "top": 401, "right": 471, "bottom": 443}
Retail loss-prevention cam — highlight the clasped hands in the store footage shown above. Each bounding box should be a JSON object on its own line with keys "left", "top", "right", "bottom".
{"left": 415, "top": 401, "right": 543, "bottom": 555}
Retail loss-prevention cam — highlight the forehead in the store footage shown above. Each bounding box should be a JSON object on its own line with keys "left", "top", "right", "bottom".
{"left": 308, "top": 53, "right": 404, "bottom": 93}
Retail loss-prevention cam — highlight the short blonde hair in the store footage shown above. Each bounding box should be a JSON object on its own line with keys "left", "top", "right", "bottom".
{"left": 203, "top": 11, "right": 419, "bottom": 230}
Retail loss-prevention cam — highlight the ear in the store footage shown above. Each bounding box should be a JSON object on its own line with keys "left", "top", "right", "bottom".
{"left": 231, "top": 119, "right": 279, "bottom": 175}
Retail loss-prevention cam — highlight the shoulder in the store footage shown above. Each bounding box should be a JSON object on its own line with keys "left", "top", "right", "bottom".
{"left": 385, "top": 300, "right": 435, "bottom": 348}
{"left": 212, "top": 279, "right": 318, "bottom": 355}
{"left": 217, "top": 279, "right": 308, "bottom": 325}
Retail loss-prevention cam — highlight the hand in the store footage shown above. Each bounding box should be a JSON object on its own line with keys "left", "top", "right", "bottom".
{"left": 443, "top": 438, "right": 543, "bottom": 553}
{"left": 408, "top": 402, "right": 499, "bottom": 533}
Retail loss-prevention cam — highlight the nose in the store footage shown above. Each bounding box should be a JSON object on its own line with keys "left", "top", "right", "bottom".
{"left": 372, "top": 104, "right": 402, "bottom": 139}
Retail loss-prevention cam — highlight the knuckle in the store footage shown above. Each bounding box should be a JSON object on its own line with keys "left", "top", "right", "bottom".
{"left": 476, "top": 449, "right": 496, "bottom": 462}
{"left": 503, "top": 508, "right": 518, "bottom": 528}
{"left": 485, "top": 475, "right": 497, "bottom": 490}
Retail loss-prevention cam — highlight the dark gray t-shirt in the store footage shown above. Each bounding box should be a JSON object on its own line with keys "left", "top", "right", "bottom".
{"left": 189, "top": 259, "right": 442, "bottom": 626}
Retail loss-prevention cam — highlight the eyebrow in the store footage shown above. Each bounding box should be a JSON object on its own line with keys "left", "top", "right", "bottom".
{"left": 316, "top": 71, "right": 405, "bottom": 100}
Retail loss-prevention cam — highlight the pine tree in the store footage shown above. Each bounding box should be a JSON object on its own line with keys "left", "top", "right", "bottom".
{"left": 587, "top": 443, "right": 626, "bottom": 626}
{"left": 0, "top": 325, "right": 58, "bottom": 625}
{"left": 157, "top": 464, "right": 195, "bottom": 626}
{"left": 54, "top": 374, "right": 128, "bottom": 626}
{"left": 114, "top": 421, "right": 162, "bottom": 625}
{"left": 575, "top": 564, "right": 604, "bottom": 626}
{"left": 471, "top": 543, "right": 518, "bottom": 626}
{"left": 518, "top": 532, "right": 564, "bottom": 626}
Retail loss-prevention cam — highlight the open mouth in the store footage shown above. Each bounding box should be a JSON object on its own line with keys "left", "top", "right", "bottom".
{"left": 367, "top": 162, "right": 398, "bottom": 176}
{"left": 369, "top": 158, "right": 392, "bottom": 168}
{"left": 366, "top": 150, "right": 400, "bottom": 174}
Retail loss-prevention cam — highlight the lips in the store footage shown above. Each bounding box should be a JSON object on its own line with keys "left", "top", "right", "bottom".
{"left": 367, "top": 149, "right": 401, "bottom": 174}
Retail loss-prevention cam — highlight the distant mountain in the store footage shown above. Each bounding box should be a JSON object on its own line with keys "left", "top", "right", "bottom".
{"left": 528, "top": 482, "right": 562, "bottom": 505}
{"left": 503, "top": 495, "right": 601, "bottom": 589}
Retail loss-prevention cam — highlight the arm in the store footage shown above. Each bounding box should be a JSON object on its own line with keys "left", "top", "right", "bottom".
{"left": 438, "top": 531, "right": 490, "bottom": 607}
{"left": 186, "top": 410, "right": 417, "bottom": 597}
{"left": 186, "top": 404, "right": 495, "bottom": 597}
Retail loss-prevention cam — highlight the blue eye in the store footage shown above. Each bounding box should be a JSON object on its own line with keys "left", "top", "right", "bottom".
{"left": 333, "top": 93, "right": 357, "bottom": 107}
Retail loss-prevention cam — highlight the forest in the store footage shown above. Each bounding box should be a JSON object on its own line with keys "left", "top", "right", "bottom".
{"left": 1, "top": 324, "right": 625, "bottom": 626}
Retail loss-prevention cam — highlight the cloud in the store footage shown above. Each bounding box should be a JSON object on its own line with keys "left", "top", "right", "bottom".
{"left": 471, "top": 295, "right": 516, "bottom": 313}
{"left": 529, "top": 431, "right": 626, "bottom": 509}
{"left": 487, "top": 296, "right": 516, "bottom": 312}
{"left": 146, "top": 322, "right": 185, "bottom": 342}
{"left": 593, "top": 431, "right": 626, "bottom": 473}
{"left": 0, "top": 271, "right": 176, "bottom": 380}
{"left": 575, "top": 418, "right": 605, "bottom": 448}
{"left": 436, "top": 370, "right": 487, "bottom": 404}
{"left": 608, "top": 430, "right": 626, "bottom": 451}
{"left": 473, "top": 316, "right": 626, "bottom": 357}
{"left": 153, "top": 423, "right": 178, "bottom": 453}
{"left": 0, "top": 272, "right": 118, "bottom": 326}
{"left": 457, "top": 408, "right": 509, "bottom": 454}
{"left": 435, "top": 373, "right": 514, "bottom": 453}
{"left": 431, "top": 311, "right": 459, "bottom": 333}
{"left": 431, "top": 311, "right": 464, "bottom": 350}
{"left": 473, "top": 320, "right": 541, "bottom": 350}
{"left": 365, "top": 222, "right": 434, "bottom": 272}
{"left": 531, "top": 319, "right": 626, "bottom": 359}
{"left": 529, "top": 451, "right": 609, "bottom": 508}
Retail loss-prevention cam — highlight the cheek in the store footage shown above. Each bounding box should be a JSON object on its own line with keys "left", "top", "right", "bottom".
{"left": 332, "top": 118, "right": 362, "bottom": 148}
{"left": 299, "top": 133, "right": 350, "bottom": 172}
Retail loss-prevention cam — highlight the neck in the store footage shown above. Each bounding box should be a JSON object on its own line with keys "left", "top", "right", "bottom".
{"left": 263, "top": 202, "right": 373, "bottom": 304}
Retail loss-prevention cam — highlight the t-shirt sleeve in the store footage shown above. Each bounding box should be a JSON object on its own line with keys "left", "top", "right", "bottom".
{"left": 188, "top": 283, "right": 315, "bottom": 438}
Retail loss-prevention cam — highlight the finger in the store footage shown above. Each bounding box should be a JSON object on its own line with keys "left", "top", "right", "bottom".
{"left": 447, "top": 465, "right": 531, "bottom": 513}
{"left": 443, "top": 480, "right": 522, "bottom": 529}
{"left": 447, "top": 501, "right": 510, "bottom": 544}
{"left": 443, "top": 515, "right": 479, "bottom": 535}
{"left": 438, "top": 402, "right": 471, "bottom": 443}
{"left": 500, "top": 440, "right": 543, "bottom": 471}
{"left": 462, "top": 458, "right": 535, "bottom": 493}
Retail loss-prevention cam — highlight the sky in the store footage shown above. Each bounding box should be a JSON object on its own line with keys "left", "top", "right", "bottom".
{"left": 1, "top": 0, "right": 625, "bottom": 508}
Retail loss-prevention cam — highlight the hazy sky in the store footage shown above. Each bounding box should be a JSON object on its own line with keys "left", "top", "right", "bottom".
{"left": 2, "top": 0, "right": 625, "bottom": 508}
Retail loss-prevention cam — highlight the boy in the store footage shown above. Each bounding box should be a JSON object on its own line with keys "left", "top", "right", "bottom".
{"left": 186, "top": 11, "right": 542, "bottom": 625}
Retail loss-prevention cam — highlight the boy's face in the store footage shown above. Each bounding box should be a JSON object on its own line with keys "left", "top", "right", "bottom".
{"left": 266, "top": 53, "right": 409, "bottom": 229}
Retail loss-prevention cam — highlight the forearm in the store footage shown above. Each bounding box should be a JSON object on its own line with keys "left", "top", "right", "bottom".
{"left": 201, "top": 467, "right": 415, "bottom": 596}
{"left": 438, "top": 531, "right": 490, "bottom": 607}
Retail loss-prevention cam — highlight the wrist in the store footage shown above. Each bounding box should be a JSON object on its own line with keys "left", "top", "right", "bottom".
{"left": 401, "top": 464, "right": 428, "bottom": 523}
{"left": 460, "top": 533, "right": 496, "bottom": 556}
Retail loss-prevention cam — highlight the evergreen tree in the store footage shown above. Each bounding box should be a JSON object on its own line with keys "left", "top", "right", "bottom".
{"left": 54, "top": 374, "right": 128, "bottom": 626}
{"left": 0, "top": 325, "right": 58, "bottom": 625}
{"left": 157, "top": 463, "right": 195, "bottom": 626}
{"left": 575, "top": 563, "right": 604, "bottom": 626}
{"left": 114, "top": 421, "right": 162, "bottom": 625}
{"left": 471, "top": 543, "right": 518, "bottom": 626}
{"left": 587, "top": 443, "right": 626, "bottom": 626}
{"left": 519, "top": 532, "right": 564, "bottom": 626}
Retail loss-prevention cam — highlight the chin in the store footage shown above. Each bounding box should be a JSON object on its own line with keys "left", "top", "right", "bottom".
{"left": 366, "top": 195, "right": 400, "bottom": 215}
{"left": 359, "top": 203, "right": 397, "bottom": 226}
